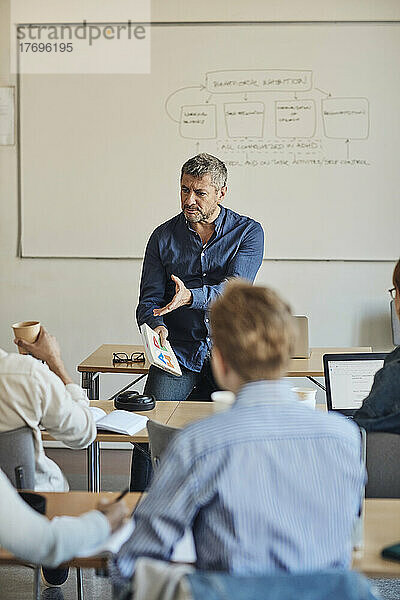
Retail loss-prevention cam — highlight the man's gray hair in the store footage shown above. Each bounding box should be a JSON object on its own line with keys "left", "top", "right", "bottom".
{"left": 181, "top": 153, "right": 227, "bottom": 190}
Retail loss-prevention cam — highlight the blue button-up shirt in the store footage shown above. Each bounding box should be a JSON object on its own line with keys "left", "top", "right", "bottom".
{"left": 136, "top": 206, "right": 264, "bottom": 371}
{"left": 112, "top": 381, "right": 365, "bottom": 585}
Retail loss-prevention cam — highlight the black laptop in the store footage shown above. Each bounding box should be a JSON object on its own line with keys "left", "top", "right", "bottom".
{"left": 324, "top": 352, "right": 387, "bottom": 417}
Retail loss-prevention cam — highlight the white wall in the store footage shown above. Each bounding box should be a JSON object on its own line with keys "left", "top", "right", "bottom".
{"left": 0, "top": 0, "right": 397, "bottom": 398}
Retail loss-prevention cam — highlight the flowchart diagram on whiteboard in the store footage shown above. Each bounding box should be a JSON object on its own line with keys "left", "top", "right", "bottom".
{"left": 165, "top": 69, "right": 370, "bottom": 168}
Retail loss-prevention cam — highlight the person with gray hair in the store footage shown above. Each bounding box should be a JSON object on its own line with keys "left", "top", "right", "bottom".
{"left": 132, "top": 153, "right": 264, "bottom": 490}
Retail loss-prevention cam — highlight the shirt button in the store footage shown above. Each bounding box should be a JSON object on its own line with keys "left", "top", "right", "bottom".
{"left": 201, "top": 251, "right": 204, "bottom": 257}
{"left": 203, "top": 273, "right": 206, "bottom": 277}
{"left": 206, "top": 337, "right": 210, "bottom": 342}
{"left": 205, "top": 318, "right": 209, "bottom": 323}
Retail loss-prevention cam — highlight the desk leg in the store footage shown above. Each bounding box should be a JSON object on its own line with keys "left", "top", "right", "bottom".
{"left": 82, "top": 371, "right": 101, "bottom": 491}
{"left": 76, "top": 567, "right": 83, "bottom": 600}
{"left": 33, "top": 567, "right": 40, "bottom": 600}
{"left": 87, "top": 441, "right": 100, "bottom": 492}
{"left": 81, "top": 371, "right": 99, "bottom": 400}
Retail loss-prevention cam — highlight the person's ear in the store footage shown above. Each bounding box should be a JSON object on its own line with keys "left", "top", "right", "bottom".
{"left": 218, "top": 186, "right": 227, "bottom": 202}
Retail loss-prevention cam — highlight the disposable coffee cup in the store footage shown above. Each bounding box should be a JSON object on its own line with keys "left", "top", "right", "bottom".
{"left": 12, "top": 321, "right": 40, "bottom": 354}
{"left": 211, "top": 391, "right": 235, "bottom": 413}
{"left": 291, "top": 387, "right": 317, "bottom": 410}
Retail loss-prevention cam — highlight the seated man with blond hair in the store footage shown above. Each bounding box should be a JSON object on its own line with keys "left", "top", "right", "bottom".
{"left": 112, "top": 280, "right": 365, "bottom": 588}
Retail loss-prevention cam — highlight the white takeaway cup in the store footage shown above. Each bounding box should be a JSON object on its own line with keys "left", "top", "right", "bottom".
{"left": 211, "top": 391, "right": 236, "bottom": 412}
{"left": 291, "top": 387, "right": 317, "bottom": 410}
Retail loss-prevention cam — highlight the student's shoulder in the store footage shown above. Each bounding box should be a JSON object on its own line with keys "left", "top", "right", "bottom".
{"left": 372, "top": 351, "right": 400, "bottom": 390}
{"left": 312, "top": 408, "right": 361, "bottom": 446}
{"left": 0, "top": 350, "right": 43, "bottom": 378}
{"left": 384, "top": 346, "right": 400, "bottom": 367}
{"left": 0, "top": 351, "right": 59, "bottom": 397}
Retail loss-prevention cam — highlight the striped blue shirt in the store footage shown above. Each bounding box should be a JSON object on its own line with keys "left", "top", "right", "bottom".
{"left": 113, "top": 380, "right": 365, "bottom": 584}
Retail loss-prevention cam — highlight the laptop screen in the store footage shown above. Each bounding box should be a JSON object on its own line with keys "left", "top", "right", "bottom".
{"left": 324, "top": 353, "right": 387, "bottom": 413}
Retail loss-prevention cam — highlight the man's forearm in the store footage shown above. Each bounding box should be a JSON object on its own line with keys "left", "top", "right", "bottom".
{"left": 47, "top": 360, "right": 73, "bottom": 386}
{"left": 137, "top": 302, "right": 165, "bottom": 331}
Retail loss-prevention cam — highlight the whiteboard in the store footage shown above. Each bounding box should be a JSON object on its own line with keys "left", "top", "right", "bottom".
{"left": 19, "top": 23, "right": 400, "bottom": 259}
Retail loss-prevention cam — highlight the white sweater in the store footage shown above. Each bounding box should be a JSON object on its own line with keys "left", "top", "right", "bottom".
{"left": 0, "top": 348, "right": 96, "bottom": 491}
{"left": 0, "top": 469, "right": 110, "bottom": 567}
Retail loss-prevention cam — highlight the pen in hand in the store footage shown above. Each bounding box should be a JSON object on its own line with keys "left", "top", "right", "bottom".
{"left": 115, "top": 487, "right": 129, "bottom": 502}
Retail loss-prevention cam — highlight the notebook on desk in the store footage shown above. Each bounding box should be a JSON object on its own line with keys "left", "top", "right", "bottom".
{"left": 89, "top": 407, "right": 148, "bottom": 436}
{"left": 324, "top": 353, "right": 387, "bottom": 417}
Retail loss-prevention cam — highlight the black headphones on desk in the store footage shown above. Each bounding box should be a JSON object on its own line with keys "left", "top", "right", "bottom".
{"left": 114, "top": 390, "right": 156, "bottom": 411}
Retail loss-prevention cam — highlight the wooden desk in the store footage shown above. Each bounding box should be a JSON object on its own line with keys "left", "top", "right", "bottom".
{"left": 0, "top": 491, "right": 141, "bottom": 571}
{"left": 1, "top": 495, "right": 398, "bottom": 579}
{"left": 42, "top": 401, "right": 179, "bottom": 493}
{"left": 68, "top": 497, "right": 400, "bottom": 577}
{"left": 78, "top": 345, "right": 372, "bottom": 400}
{"left": 0, "top": 491, "right": 142, "bottom": 600}
{"left": 42, "top": 400, "right": 179, "bottom": 445}
{"left": 0, "top": 491, "right": 142, "bottom": 567}
{"left": 75, "top": 343, "right": 371, "bottom": 491}
{"left": 288, "top": 346, "right": 372, "bottom": 378}
{"left": 168, "top": 401, "right": 215, "bottom": 428}
{"left": 353, "top": 499, "right": 400, "bottom": 577}
{"left": 77, "top": 344, "right": 150, "bottom": 401}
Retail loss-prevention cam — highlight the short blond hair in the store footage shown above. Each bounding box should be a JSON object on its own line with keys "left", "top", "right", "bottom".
{"left": 210, "top": 280, "right": 295, "bottom": 381}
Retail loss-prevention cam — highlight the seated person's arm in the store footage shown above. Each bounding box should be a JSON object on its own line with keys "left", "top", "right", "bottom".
{"left": 14, "top": 328, "right": 96, "bottom": 448}
{"left": 0, "top": 470, "right": 127, "bottom": 567}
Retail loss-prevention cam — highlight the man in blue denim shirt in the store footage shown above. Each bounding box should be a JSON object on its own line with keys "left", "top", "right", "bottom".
{"left": 136, "top": 153, "right": 264, "bottom": 402}
{"left": 131, "top": 154, "right": 263, "bottom": 491}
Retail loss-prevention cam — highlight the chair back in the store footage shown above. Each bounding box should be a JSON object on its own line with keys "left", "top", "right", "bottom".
{"left": 0, "top": 426, "right": 35, "bottom": 489}
{"left": 365, "top": 431, "right": 400, "bottom": 498}
{"left": 147, "top": 420, "right": 179, "bottom": 468}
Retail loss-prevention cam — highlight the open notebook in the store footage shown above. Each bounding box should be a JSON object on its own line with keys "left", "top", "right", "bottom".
{"left": 141, "top": 323, "right": 182, "bottom": 376}
{"left": 90, "top": 407, "right": 148, "bottom": 436}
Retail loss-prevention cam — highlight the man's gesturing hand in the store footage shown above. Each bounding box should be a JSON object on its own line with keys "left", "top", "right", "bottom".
{"left": 153, "top": 275, "right": 192, "bottom": 317}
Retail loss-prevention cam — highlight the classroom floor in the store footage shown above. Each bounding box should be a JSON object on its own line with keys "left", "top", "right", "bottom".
{"left": 0, "top": 567, "right": 112, "bottom": 599}
{"left": 2, "top": 567, "right": 400, "bottom": 600}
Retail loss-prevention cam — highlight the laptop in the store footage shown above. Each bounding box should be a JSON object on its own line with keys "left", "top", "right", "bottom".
{"left": 324, "top": 353, "right": 387, "bottom": 417}
{"left": 291, "top": 316, "right": 310, "bottom": 359}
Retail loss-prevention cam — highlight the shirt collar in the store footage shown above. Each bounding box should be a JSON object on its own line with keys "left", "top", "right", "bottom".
{"left": 234, "top": 379, "right": 295, "bottom": 408}
{"left": 213, "top": 205, "right": 225, "bottom": 234}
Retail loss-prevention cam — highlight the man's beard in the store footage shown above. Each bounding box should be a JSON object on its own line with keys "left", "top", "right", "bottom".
{"left": 183, "top": 204, "right": 217, "bottom": 223}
